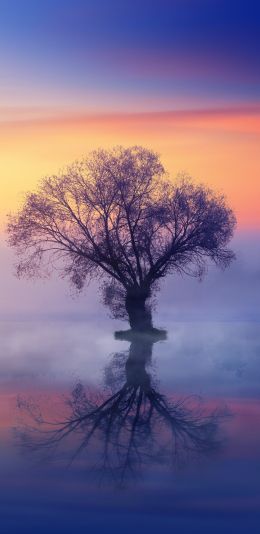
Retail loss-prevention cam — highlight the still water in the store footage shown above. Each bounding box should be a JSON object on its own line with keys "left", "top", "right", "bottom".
{"left": 0, "top": 317, "right": 259, "bottom": 533}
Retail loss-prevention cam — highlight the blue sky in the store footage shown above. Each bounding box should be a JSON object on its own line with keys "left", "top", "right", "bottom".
{"left": 1, "top": 0, "right": 259, "bottom": 110}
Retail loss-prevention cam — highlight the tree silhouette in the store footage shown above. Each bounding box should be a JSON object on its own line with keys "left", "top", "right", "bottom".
{"left": 15, "top": 332, "right": 228, "bottom": 486}
{"left": 7, "top": 146, "right": 236, "bottom": 331}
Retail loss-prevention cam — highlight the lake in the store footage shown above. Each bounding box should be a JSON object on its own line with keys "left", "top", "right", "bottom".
{"left": 0, "top": 316, "right": 259, "bottom": 533}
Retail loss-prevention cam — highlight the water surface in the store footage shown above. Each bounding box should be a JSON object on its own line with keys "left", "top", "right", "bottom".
{"left": 0, "top": 317, "right": 259, "bottom": 533}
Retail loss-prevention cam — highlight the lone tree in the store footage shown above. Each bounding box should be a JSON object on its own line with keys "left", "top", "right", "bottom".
{"left": 7, "top": 146, "right": 236, "bottom": 331}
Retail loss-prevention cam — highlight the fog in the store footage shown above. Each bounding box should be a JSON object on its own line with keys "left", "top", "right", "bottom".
{"left": 0, "top": 231, "right": 259, "bottom": 322}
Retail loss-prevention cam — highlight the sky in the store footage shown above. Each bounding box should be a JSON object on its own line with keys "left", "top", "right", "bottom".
{"left": 0, "top": 0, "right": 259, "bottom": 316}
{"left": 0, "top": 0, "right": 259, "bottom": 228}
{"left": 1, "top": 0, "right": 260, "bottom": 110}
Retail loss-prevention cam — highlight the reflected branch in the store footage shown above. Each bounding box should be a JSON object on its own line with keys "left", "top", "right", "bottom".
{"left": 15, "top": 333, "right": 229, "bottom": 485}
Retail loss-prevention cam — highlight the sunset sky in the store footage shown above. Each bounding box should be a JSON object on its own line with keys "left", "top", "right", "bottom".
{"left": 0, "top": 0, "right": 259, "bottom": 231}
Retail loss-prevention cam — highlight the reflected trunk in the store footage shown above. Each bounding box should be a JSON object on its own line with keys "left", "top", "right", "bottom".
{"left": 125, "top": 335, "right": 153, "bottom": 391}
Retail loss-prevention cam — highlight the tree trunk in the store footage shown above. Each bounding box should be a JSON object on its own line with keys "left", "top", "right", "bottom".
{"left": 125, "top": 288, "right": 153, "bottom": 332}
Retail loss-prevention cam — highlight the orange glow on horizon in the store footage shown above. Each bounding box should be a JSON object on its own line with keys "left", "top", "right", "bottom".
{"left": 1, "top": 107, "right": 259, "bottom": 230}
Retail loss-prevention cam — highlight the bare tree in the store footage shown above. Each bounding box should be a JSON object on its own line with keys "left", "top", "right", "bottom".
{"left": 7, "top": 146, "right": 236, "bottom": 331}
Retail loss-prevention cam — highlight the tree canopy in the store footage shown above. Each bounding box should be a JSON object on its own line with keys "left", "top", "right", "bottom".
{"left": 7, "top": 146, "right": 236, "bottom": 323}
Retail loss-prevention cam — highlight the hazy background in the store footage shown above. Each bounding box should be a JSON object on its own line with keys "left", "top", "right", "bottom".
{"left": 1, "top": 231, "right": 259, "bottom": 322}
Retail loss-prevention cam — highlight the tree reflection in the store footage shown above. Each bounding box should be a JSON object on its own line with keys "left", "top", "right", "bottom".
{"left": 16, "top": 331, "right": 229, "bottom": 486}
